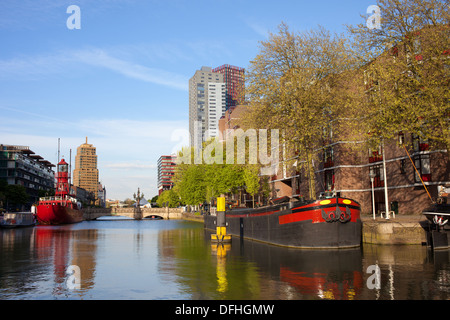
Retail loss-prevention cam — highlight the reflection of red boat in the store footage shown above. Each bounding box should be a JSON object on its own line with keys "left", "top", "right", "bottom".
{"left": 36, "top": 159, "right": 83, "bottom": 225}
{"left": 280, "top": 267, "right": 364, "bottom": 300}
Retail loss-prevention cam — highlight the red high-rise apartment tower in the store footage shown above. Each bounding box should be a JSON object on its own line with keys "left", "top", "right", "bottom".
{"left": 212, "top": 64, "right": 245, "bottom": 110}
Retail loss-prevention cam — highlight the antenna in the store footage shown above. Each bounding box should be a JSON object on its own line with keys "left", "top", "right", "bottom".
{"left": 69, "top": 148, "right": 72, "bottom": 185}
{"left": 57, "top": 138, "right": 60, "bottom": 173}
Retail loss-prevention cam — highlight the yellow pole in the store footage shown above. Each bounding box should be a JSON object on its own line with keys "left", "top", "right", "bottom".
{"left": 211, "top": 196, "right": 231, "bottom": 242}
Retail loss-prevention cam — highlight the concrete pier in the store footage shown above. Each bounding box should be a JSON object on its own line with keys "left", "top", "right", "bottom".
{"left": 361, "top": 215, "right": 429, "bottom": 245}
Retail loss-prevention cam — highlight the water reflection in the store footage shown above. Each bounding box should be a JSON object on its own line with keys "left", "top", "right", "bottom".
{"left": 214, "top": 233, "right": 364, "bottom": 300}
{"left": 158, "top": 227, "right": 449, "bottom": 300}
{"left": 0, "top": 225, "right": 98, "bottom": 299}
{"left": 1, "top": 220, "right": 449, "bottom": 300}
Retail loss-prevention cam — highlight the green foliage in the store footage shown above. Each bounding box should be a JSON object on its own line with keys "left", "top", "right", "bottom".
{"left": 173, "top": 142, "right": 264, "bottom": 206}
{"left": 157, "top": 189, "right": 181, "bottom": 208}
{"left": 175, "top": 164, "right": 206, "bottom": 206}
{"left": 5, "top": 184, "right": 29, "bottom": 206}
{"left": 243, "top": 165, "right": 260, "bottom": 208}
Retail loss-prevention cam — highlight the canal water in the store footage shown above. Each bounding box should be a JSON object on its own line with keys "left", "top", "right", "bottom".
{"left": 0, "top": 218, "right": 449, "bottom": 300}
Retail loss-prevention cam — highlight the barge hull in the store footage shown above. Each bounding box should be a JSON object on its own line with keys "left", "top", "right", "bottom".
{"left": 205, "top": 198, "right": 362, "bottom": 249}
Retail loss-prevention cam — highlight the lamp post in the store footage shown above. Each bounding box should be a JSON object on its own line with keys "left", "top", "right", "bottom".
{"left": 133, "top": 187, "right": 144, "bottom": 220}
{"left": 369, "top": 169, "right": 376, "bottom": 220}
{"left": 382, "top": 140, "right": 390, "bottom": 220}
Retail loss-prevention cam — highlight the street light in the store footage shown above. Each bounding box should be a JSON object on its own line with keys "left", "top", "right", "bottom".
{"left": 369, "top": 168, "right": 376, "bottom": 220}
{"left": 382, "top": 141, "right": 390, "bottom": 220}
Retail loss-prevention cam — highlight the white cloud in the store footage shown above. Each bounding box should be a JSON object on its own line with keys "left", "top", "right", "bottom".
{"left": 0, "top": 48, "right": 189, "bottom": 91}
{"left": 0, "top": 115, "right": 188, "bottom": 199}
{"left": 105, "top": 162, "right": 157, "bottom": 169}
{"left": 71, "top": 48, "right": 188, "bottom": 91}
{"left": 243, "top": 18, "right": 270, "bottom": 39}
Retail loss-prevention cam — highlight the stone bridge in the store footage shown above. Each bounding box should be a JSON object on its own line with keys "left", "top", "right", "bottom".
{"left": 83, "top": 207, "right": 183, "bottom": 220}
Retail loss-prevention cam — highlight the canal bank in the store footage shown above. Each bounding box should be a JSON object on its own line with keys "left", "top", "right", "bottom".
{"left": 181, "top": 212, "right": 205, "bottom": 223}
{"left": 184, "top": 213, "right": 433, "bottom": 246}
{"left": 361, "top": 215, "right": 429, "bottom": 245}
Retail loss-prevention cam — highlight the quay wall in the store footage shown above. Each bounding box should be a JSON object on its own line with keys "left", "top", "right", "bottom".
{"left": 361, "top": 215, "right": 428, "bottom": 245}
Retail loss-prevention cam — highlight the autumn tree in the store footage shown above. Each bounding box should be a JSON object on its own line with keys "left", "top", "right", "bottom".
{"left": 244, "top": 23, "right": 358, "bottom": 200}
{"left": 346, "top": 0, "right": 450, "bottom": 152}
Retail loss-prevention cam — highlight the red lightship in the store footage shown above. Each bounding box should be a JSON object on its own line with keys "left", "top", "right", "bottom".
{"left": 36, "top": 158, "right": 83, "bottom": 225}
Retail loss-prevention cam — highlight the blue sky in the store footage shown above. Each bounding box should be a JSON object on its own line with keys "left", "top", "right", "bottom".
{"left": 0, "top": 0, "right": 374, "bottom": 200}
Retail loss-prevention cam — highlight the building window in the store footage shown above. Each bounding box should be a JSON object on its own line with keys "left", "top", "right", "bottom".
{"left": 413, "top": 154, "right": 431, "bottom": 182}
{"left": 324, "top": 169, "right": 334, "bottom": 191}
{"left": 412, "top": 133, "right": 429, "bottom": 152}
{"left": 369, "top": 146, "right": 383, "bottom": 163}
{"left": 400, "top": 159, "right": 406, "bottom": 174}
{"left": 323, "top": 146, "right": 334, "bottom": 168}
{"left": 369, "top": 164, "right": 384, "bottom": 187}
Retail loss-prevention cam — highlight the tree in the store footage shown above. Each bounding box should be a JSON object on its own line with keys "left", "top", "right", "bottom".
{"left": 346, "top": 0, "right": 450, "bottom": 152}
{"left": 244, "top": 23, "right": 358, "bottom": 200}
{"left": 5, "top": 184, "right": 29, "bottom": 209}
{"left": 243, "top": 165, "right": 260, "bottom": 208}
{"left": 174, "top": 142, "right": 247, "bottom": 206}
{"left": 0, "top": 179, "right": 7, "bottom": 210}
{"left": 157, "top": 189, "right": 180, "bottom": 208}
{"left": 174, "top": 164, "right": 206, "bottom": 206}
{"left": 123, "top": 198, "right": 135, "bottom": 207}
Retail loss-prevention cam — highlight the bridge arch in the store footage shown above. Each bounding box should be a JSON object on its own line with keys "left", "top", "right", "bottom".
{"left": 143, "top": 214, "right": 164, "bottom": 220}
{"left": 83, "top": 207, "right": 183, "bottom": 220}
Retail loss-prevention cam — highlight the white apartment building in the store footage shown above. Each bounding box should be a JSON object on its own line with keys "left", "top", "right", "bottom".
{"left": 189, "top": 66, "right": 225, "bottom": 147}
{"left": 206, "top": 82, "right": 226, "bottom": 140}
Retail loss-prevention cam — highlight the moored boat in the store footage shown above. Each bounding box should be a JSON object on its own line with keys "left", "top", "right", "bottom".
{"left": 422, "top": 186, "right": 450, "bottom": 249}
{"left": 36, "top": 158, "right": 83, "bottom": 225}
{"left": 0, "top": 212, "right": 36, "bottom": 228}
{"left": 205, "top": 196, "right": 362, "bottom": 249}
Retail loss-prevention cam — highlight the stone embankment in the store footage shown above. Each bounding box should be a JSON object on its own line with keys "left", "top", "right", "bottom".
{"left": 361, "top": 215, "right": 429, "bottom": 245}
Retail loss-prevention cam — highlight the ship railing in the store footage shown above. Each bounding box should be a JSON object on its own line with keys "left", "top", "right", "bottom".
{"left": 39, "top": 196, "right": 78, "bottom": 203}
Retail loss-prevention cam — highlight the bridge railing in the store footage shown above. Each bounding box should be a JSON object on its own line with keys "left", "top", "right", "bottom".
{"left": 83, "top": 207, "right": 183, "bottom": 219}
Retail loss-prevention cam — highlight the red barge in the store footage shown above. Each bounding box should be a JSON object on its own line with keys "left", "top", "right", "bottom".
{"left": 36, "top": 158, "right": 83, "bottom": 225}
{"left": 205, "top": 196, "right": 362, "bottom": 249}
